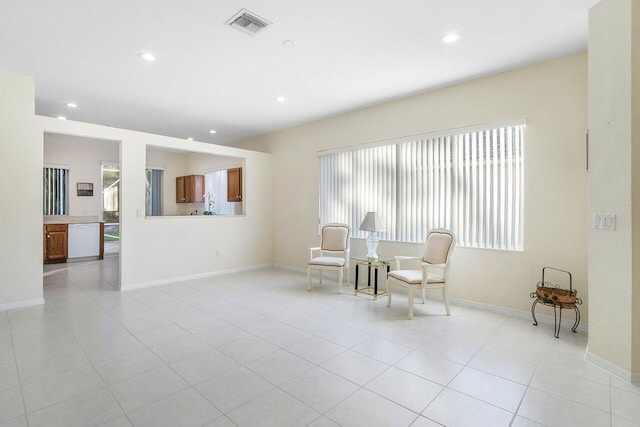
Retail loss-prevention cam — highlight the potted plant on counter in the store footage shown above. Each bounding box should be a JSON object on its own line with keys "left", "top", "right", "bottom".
{"left": 203, "top": 192, "right": 216, "bottom": 215}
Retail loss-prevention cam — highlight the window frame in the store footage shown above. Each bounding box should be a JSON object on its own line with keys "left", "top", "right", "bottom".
{"left": 43, "top": 164, "right": 69, "bottom": 216}
{"left": 145, "top": 165, "right": 164, "bottom": 216}
{"left": 203, "top": 166, "right": 242, "bottom": 216}
{"left": 318, "top": 119, "right": 525, "bottom": 251}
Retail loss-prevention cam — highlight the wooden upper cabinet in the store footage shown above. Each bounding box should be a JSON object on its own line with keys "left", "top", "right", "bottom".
{"left": 176, "top": 176, "right": 186, "bottom": 203}
{"left": 227, "top": 167, "right": 243, "bottom": 202}
{"left": 185, "top": 175, "right": 204, "bottom": 203}
{"left": 43, "top": 224, "right": 67, "bottom": 263}
{"left": 176, "top": 175, "right": 204, "bottom": 203}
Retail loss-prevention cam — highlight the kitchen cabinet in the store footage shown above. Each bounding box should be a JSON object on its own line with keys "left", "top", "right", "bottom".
{"left": 43, "top": 220, "right": 104, "bottom": 264}
{"left": 227, "top": 167, "right": 243, "bottom": 202}
{"left": 43, "top": 224, "right": 68, "bottom": 264}
{"left": 176, "top": 175, "right": 204, "bottom": 203}
{"left": 176, "top": 176, "right": 185, "bottom": 203}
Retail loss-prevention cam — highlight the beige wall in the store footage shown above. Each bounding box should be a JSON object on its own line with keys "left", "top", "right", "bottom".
{"left": 0, "top": 70, "right": 43, "bottom": 308}
{"left": 234, "top": 53, "right": 589, "bottom": 319}
{"left": 146, "top": 149, "right": 188, "bottom": 216}
{"left": 588, "top": 0, "right": 639, "bottom": 376}
{"left": 633, "top": 0, "right": 640, "bottom": 374}
{"left": 185, "top": 152, "right": 245, "bottom": 216}
{"left": 36, "top": 117, "right": 273, "bottom": 290}
{"left": 146, "top": 149, "right": 244, "bottom": 216}
{"left": 44, "top": 135, "right": 119, "bottom": 218}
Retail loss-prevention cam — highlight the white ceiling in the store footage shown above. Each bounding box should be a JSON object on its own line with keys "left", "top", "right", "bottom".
{"left": 0, "top": 0, "right": 598, "bottom": 146}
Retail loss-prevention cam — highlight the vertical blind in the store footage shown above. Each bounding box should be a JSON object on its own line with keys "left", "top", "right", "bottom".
{"left": 319, "top": 145, "right": 396, "bottom": 239}
{"left": 43, "top": 166, "right": 69, "bottom": 215}
{"left": 145, "top": 168, "right": 164, "bottom": 216}
{"left": 319, "top": 122, "right": 524, "bottom": 250}
{"left": 205, "top": 169, "right": 238, "bottom": 215}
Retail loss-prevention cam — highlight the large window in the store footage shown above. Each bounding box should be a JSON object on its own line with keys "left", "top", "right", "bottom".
{"left": 319, "top": 121, "right": 524, "bottom": 250}
{"left": 204, "top": 169, "right": 238, "bottom": 215}
{"left": 43, "top": 166, "right": 69, "bottom": 215}
{"left": 102, "top": 163, "right": 120, "bottom": 253}
{"left": 102, "top": 164, "right": 120, "bottom": 223}
{"left": 145, "top": 168, "right": 164, "bottom": 216}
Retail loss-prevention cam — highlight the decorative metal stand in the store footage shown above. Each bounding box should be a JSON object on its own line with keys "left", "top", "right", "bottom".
{"left": 530, "top": 267, "right": 582, "bottom": 338}
{"left": 352, "top": 257, "right": 392, "bottom": 300}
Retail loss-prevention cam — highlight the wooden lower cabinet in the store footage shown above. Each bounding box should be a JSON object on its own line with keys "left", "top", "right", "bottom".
{"left": 43, "top": 224, "right": 67, "bottom": 264}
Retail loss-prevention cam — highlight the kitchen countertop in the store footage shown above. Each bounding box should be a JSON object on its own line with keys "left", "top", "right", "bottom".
{"left": 44, "top": 216, "right": 104, "bottom": 224}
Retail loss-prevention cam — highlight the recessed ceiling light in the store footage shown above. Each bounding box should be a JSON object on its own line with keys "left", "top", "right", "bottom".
{"left": 209, "top": 130, "right": 217, "bottom": 134}
{"left": 441, "top": 33, "right": 461, "bottom": 44}
{"left": 138, "top": 51, "right": 156, "bottom": 61}
{"left": 56, "top": 115, "right": 67, "bottom": 120}
{"left": 187, "top": 137, "right": 194, "bottom": 141}
{"left": 282, "top": 40, "right": 298, "bottom": 48}
{"left": 66, "top": 102, "right": 78, "bottom": 108}
{"left": 275, "top": 96, "right": 286, "bottom": 102}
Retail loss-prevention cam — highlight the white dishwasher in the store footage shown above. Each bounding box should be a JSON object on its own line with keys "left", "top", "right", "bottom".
{"left": 68, "top": 223, "right": 101, "bottom": 259}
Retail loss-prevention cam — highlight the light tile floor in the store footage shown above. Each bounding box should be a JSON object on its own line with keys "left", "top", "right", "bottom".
{"left": 3, "top": 257, "right": 640, "bottom": 426}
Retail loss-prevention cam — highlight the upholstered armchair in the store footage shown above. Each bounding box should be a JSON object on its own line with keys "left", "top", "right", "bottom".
{"left": 386, "top": 228, "right": 455, "bottom": 319}
{"left": 307, "top": 223, "right": 350, "bottom": 293}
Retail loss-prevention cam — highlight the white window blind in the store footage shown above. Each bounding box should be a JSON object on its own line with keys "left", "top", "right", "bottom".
{"left": 204, "top": 169, "right": 238, "bottom": 215}
{"left": 319, "top": 145, "right": 396, "bottom": 239}
{"left": 319, "top": 122, "right": 524, "bottom": 250}
{"left": 43, "top": 166, "right": 69, "bottom": 215}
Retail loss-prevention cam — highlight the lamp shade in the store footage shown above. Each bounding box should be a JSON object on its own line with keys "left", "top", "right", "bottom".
{"left": 359, "top": 212, "right": 386, "bottom": 232}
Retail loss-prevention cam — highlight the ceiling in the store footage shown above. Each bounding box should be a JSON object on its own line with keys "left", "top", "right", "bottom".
{"left": 1, "top": 0, "right": 598, "bottom": 146}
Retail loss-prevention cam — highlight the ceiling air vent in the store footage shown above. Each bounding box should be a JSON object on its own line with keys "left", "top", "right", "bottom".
{"left": 227, "top": 9, "right": 271, "bottom": 36}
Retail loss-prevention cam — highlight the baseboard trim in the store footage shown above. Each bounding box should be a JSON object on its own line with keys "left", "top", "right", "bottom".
{"left": 0, "top": 297, "right": 45, "bottom": 312}
{"left": 43, "top": 259, "right": 102, "bottom": 277}
{"left": 272, "top": 263, "right": 307, "bottom": 274}
{"left": 133, "top": 261, "right": 586, "bottom": 333}
{"left": 271, "top": 263, "right": 587, "bottom": 331}
{"left": 447, "top": 295, "right": 588, "bottom": 332}
{"left": 121, "top": 263, "right": 273, "bottom": 291}
{"left": 585, "top": 351, "right": 639, "bottom": 384}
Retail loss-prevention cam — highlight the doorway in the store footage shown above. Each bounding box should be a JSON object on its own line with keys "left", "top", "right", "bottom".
{"left": 42, "top": 133, "right": 121, "bottom": 290}
{"left": 102, "top": 163, "right": 120, "bottom": 255}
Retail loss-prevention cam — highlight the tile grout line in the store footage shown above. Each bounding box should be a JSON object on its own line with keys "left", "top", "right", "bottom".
{"left": 44, "top": 268, "right": 164, "bottom": 425}
{"left": 6, "top": 311, "right": 30, "bottom": 427}
{"left": 101, "top": 277, "right": 299, "bottom": 424}
{"left": 37, "top": 266, "right": 639, "bottom": 426}
{"left": 50, "top": 300, "right": 134, "bottom": 427}
{"left": 153, "top": 277, "right": 397, "bottom": 425}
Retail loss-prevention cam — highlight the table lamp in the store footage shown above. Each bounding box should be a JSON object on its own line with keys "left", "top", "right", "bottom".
{"left": 359, "top": 212, "right": 386, "bottom": 260}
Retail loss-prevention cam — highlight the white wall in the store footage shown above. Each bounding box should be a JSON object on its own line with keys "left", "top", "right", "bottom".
{"left": 36, "top": 118, "right": 273, "bottom": 290}
{"left": 588, "top": 0, "right": 640, "bottom": 376}
{"left": 44, "top": 134, "right": 119, "bottom": 218}
{"left": 633, "top": 0, "right": 640, "bottom": 375}
{"left": 0, "top": 70, "right": 43, "bottom": 308}
{"left": 234, "top": 53, "right": 589, "bottom": 319}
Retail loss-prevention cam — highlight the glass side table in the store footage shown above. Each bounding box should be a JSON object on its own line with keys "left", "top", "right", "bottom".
{"left": 352, "top": 257, "right": 393, "bottom": 300}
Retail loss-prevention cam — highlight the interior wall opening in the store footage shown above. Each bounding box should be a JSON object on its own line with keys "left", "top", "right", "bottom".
{"left": 42, "top": 132, "right": 122, "bottom": 291}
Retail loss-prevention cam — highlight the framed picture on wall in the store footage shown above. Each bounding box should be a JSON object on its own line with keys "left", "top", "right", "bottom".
{"left": 77, "top": 182, "right": 93, "bottom": 196}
